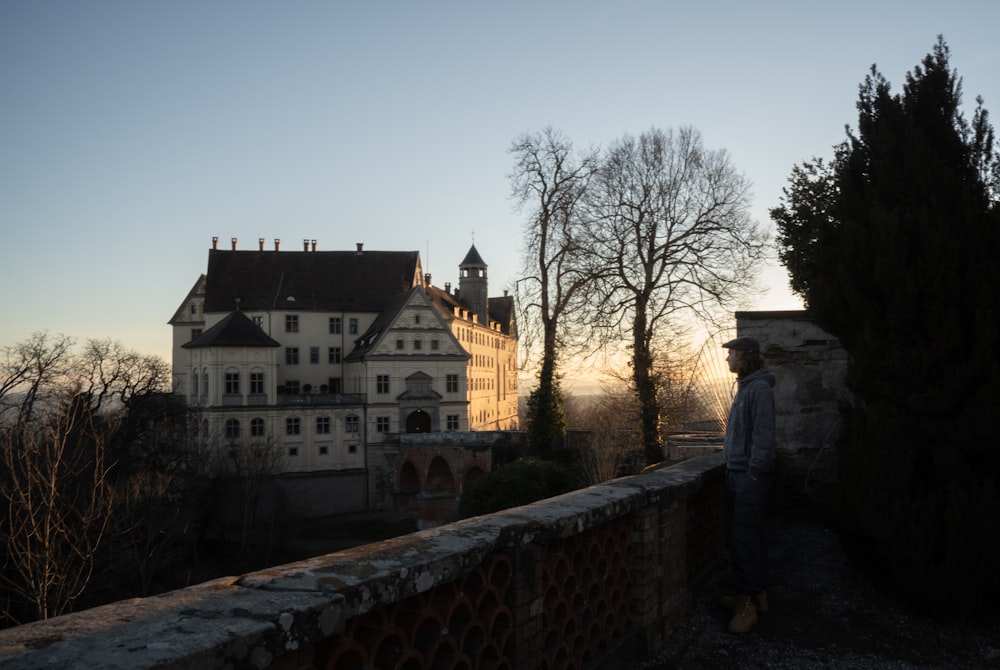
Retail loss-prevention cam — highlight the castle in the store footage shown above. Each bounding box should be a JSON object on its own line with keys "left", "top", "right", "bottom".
{"left": 168, "top": 237, "right": 518, "bottom": 475}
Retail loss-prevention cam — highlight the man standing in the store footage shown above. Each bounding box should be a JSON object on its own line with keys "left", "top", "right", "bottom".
{"left": 721, "top": 336, "right": 776, "bottom": 634}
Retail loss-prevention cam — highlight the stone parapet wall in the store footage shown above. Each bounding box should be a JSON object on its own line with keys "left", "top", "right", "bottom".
{"left": 0, "top": 455, "right": 725, "bottom": 670}
{"left": 736, "top": 310, "right": 850, "bottom": 507}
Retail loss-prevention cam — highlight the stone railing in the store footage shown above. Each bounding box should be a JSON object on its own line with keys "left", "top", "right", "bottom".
{"left": 0, "top": 454, "right": 725, "bottom": 670}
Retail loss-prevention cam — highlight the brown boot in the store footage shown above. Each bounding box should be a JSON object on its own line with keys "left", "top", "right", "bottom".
{"left": 720, "top": 590, "right": 768, "bottom": 614}
{"left": 727, "top": 594, "right": 758, "bottom": 634}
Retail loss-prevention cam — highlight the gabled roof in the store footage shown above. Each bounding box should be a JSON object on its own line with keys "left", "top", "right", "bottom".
{"left": 425, "top": 284, "right": 516, "bottom": 336}
{"left": 488, "top": 294, "right": 516, "bottom": 336}
{"left": 203, "top": 249, "right": 422, "bottom": 313}
{"left": 345, "top": 289, "right": 414, "bottom": 359}
{"left": 168, "top": 274, "right": 207, "bottom": 325}
{"left": 345, "top": 286, "right": 468, "bottom": 361}
{"left": 182, "top": 310, "right": 281, "bottom": 349}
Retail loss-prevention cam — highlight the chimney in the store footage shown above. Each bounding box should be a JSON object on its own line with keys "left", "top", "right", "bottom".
{"left": 424, "top": 273, "right": 431, "bottom": 286}
{"left": 303, "top": 239, "right": 309, "bottom": 252}
{"left": 445, "top": 282, "right": 451, "bottom": 294}
{"left": 311, "top": 239, "right": 317, "bottom": 252}
{"left": 212, "top": 236, "right": 219, "bottom": 250}
{"left": 356, "top": 242, "right": 364, "bottom": 254}
{"left": 231, "top": 237, "right": 238, "bottom": 250}
{"left": 258, "top": 238, "right": 265, "bottom": 251}
{"left": 274, "top": 238, "right": 281, "bottom": 251}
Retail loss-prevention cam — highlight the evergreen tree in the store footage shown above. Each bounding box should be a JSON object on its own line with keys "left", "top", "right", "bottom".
{"left": 524, "top": 372, "right": 567, "bottom": 456}
{"left": 772, "top": 37, "right": 1000, "bottom": 614}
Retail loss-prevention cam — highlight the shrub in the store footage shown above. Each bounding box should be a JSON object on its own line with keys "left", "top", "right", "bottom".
{"left": 458, "top": 458, "right": 581, "bottom": 518}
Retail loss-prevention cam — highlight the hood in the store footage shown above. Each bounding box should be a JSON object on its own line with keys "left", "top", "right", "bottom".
{"left": 739, "top": 367, "right": 776, "bottom": 388}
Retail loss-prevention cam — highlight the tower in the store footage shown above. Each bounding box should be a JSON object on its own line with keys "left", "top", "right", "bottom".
{"left": 458, "top": 244, "right": 488, "bottom": 325}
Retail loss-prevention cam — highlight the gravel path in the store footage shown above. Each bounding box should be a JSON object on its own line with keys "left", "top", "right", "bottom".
{"left": 646, "top": 511, "right": 1000, "bottom": 669}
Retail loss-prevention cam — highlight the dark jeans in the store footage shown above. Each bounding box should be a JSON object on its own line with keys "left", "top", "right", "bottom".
{"left": 726, "top": 469, "right": 772, "bottom": 595}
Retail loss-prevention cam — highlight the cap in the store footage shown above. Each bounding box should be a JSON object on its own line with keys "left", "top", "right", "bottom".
{"left": 722, "top": 336, "right": 760, "bottom": 352}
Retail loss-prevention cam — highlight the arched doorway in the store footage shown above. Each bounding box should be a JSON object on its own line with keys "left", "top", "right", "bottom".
{"left": 406, "top": 409, "right": 431, "bottom": 433}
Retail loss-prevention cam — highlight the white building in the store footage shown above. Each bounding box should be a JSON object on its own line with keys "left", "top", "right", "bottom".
{"left": 168, "top": 238, "right": 518, "bottom": 475}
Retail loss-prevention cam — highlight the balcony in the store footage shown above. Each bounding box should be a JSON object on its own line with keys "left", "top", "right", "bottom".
{"left": 277, "top": 392, "right": 366, "bottom": 406}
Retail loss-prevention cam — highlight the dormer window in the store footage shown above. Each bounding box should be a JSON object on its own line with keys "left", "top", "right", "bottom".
{"left": 286, "top": 315, "right": 299, "bottom": 332}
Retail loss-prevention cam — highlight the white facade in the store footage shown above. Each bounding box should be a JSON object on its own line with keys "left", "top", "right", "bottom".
{"left": 168, "top": 240, "right": 518, "bottom": 474}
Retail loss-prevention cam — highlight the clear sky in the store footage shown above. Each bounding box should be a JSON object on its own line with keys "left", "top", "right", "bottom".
{"left": 2, "top": 1, "right": 998, "bottom": 366}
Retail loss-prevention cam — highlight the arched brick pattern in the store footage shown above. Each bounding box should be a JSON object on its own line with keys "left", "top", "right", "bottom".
{"left": 318, "top": 553, "right": 515, "bottom": 670}
{"left": 541, "top": 515, "right": 634, "bottom": 668}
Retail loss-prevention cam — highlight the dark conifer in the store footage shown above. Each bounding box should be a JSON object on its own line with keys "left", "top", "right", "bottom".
{"left": 772, "top": 37, "right": 1000, "bottom": 615}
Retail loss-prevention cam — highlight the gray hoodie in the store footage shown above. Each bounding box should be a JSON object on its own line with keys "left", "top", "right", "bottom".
{"left": 723, "top": 367, "right": 776, "bottom": 477}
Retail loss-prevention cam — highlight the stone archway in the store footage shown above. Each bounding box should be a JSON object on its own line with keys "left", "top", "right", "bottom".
{"left": 405, "top": 409, "right": 431, "bottom": 433}
{"left": 425, "top": 455, "right": 456, "bottom": 494}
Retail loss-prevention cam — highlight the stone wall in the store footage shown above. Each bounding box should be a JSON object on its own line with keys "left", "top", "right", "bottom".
{"left": 0, "top": 455, "right": 726, "bottom": 670}
{"left": 736, "top": 310, "right": 850, "bottom": 508}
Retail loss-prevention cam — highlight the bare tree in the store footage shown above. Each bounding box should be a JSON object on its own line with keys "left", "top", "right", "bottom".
{"left": 583, "top": 127, "right": 767, "bottom": 464}
{"left": 0, "top": 334, "right": 194, "bottom": 623}
{"left": 509, "top": 127, "right": 599, "bottom": 453}
{"left": 574, "top": 386, "right": 643, "bottom": 485}
{"left": 0, "top": 332, "right": 73, "bottom": 427}
{"left": 0, "top": 392, "right": 118, "bottom": 622}
{"left": 207, "top": 422, "right": 286, "bottom": 560}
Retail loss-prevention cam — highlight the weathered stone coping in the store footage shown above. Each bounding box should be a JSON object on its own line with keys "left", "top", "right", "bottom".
{"left": 0, "top": 453, "right": 725, "bottom": 669}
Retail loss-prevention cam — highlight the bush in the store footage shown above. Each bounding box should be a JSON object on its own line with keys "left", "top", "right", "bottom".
{"left": 458, "top": 458, "right": 581, "bottom": 519}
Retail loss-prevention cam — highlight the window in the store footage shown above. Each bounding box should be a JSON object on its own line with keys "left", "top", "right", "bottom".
{"left": 288, "top": 446, "right": 299, "bottom": 457}
{"left": 345, "top": 415, "right": 359, "bottom": 433}
{"left": 376, "top": 375, "right": 390, "bottom": 394}
{"left": 225, "top": 419, "right": 240, "bottom": 438}
{"left": 329, "top": 317, "right": 342, "bottom": 334}
{"left": 190, "top": 328, "right": 202, "bottom": 341}
{"left": 285, "top": 380, "right": 300, "bottom": 394}
{"left": 446, "top": 374, "right": 459, "bottom": 393}
{"left": 250, "top": 417, "right": 265, "bottom": 437}
{"left": 285, "top": 347, "right": 299, "bottom": 365}
{"left": 328, "top": 347, "right": 342, "bottom": 364}
{"left": 224, "top": 370, "right": 240, "bottom": 395}
{"left": 414, "top": 314, "right": 421, "bottom": 324}
{"left": 318, "top": 445, "right": 329, "bottom": 455}
{"left": 348, "top": 444, "right": 357, "bottom": 453}
{"left": 349, "top": 318, "right": 358, "bottom": 334}
{"left": 316, "top": 416, "right": 331, "bottom": 434}
{"left": 328, "top": 377, "right": 342, "bottom": 393}
{"left": 286, "top": 315, "right": 299, "bottom": 332}
{"left": 286, "top": 417, "right": 301, "bottom": 435}
{"left": 192, "top": 373, "right": 199, "bottom": 397}
{"left": 413, "top": 339, "right": 422, "bottom": 350}
{"left": 431, "top": 339, "right": 439, "bottom": 350}
{"left": 446, "top": 415, "right": 459, "bottom": 431}
{"left": 376, "top": 416, "right": 390, "bottom": 432}
{"left": 252, "top": 315, "right": 264, "bottom": 328}
{"left": 250, "top": 371, "right": 264, "bottom": 395}
{"left": 310, "top": 346, "right": 320, "bottom": 364}
{"left": 190, "top": 303, "right": 198, "bottom": 315}
{"left": 396, "top": 339, "right": 404, "bottom": 350}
